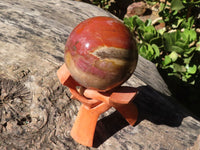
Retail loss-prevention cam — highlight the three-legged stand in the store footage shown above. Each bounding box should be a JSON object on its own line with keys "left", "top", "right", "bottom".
{"left": 57, "top": 64, "right": 138, "bottom": 147}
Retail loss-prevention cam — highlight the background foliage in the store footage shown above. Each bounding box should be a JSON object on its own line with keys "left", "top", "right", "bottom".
{"left": 124, "top": 0, "right": 200, "bottom": 117}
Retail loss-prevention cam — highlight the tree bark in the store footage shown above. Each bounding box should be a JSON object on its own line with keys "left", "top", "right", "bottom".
{"left": 0, "top": 0, "right": 199, "bottom": 149}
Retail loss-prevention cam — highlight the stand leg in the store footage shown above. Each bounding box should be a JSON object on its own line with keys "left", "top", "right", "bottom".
{"left": 71, "top": 103, "right": 111, "bottom": 147}
{"left": 115, "top": 103, "right": 138, "bottom": 126}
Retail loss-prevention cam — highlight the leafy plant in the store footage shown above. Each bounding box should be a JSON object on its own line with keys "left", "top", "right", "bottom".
{"left": 162, "top": 29, "right": 199, "bottom": 83}
{"left": 124, "top": 16, "right": 161, "bottom": 62}
{"left": 159, "top": 0, "right": 200, "bottom": 30}
{"left": 124, "top": 8, "right": 200, "bottom": 86}
{"left": 91, "top": 0, "right": 110, "bottom": 9}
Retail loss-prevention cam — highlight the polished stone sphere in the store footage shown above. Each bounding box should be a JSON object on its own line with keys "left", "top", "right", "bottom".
{"left": 65, "top": 16, "right": 138, "bottom": 91}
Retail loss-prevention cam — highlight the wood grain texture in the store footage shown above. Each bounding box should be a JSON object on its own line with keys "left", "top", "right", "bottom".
{"left": 0, "top": 0, "right": 199, "bottom": 149}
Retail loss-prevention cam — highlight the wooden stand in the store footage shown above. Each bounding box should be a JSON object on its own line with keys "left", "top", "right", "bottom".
{"left": 57, "top": 64, "right": 138, "bottom": 147}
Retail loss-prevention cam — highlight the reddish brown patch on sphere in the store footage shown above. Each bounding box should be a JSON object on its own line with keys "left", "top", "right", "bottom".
{"left": 65, "top": 16, "right": 138, "bottom": 91}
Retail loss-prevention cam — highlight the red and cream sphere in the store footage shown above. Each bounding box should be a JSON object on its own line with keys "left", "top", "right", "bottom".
{"left": 65, "top": 16, "right": 138, "bottom": 91}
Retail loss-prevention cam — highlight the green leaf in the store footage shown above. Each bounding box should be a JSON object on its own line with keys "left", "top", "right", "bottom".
{"left": 104, "top": 4, "right": 109, "bottom": 9}
{"left": 162, "top": 55, "right": 171, "bottom": 66}
{"left": 175, "top": 41, "right": 188, "bottom": 49}
{"left": 171, "top": 45, "right": 184, "bottom": 54}
{"left": 169, "top": 51, "right": 178, "bottom": 62}
{"left": 168, "top": 72, "right": 181, "bottom": 79}
{"left": 183, "top": 29, "right": 197, "bottom": 43}
{"left": 183, "top": 17, "right": 195, "bottom": 29}
{"left": 198, "top": 65, "right": 200, "bottom": 71}
{"left": 139, "top": 44, "right": 157, "bottom": 61}
{"left": 159, "top": 2, "right": 165, "bottom": 11}
{"left": 133, "top": 16, "right": 145, "bottom": 27}
{"left": 185, "top": 73, "right": 192, "bottom": 79}
{"left": 143, "top": 33, "right": 154, "bottom": 42}
{"left": 171, "top": 0, "right": 185, "bottom": 11}
{"left": 172, "top": 18, "right": 184, "bottom": 28}
{"left": 187, "top": 17, "right": 195, "bottom": 29}
{"left": 152, "top": 44, "right": 160, "bottom": 59}
{"left": 186, "top": 64, "right": 197, "bottom": 74}
{"left": 172, "top": 10, "right": 178, "bottom": 15}
{"left": 196, "top": 41, "right": 200, "bottom": 51}
{"left": 145, "top": 19, "right": 152, "bottom": 26}
{"left": 147, "top": 44, "right": 154, "bottom": 60}
{"left": 157, "top": 25, "right": 166, "bottom": 34}
{"left": 145, "top": 26, "right": 157, "bottom": 35}
{"left": 184, "top": 47, "right": 196, "bottom": 55}
{"left": 180, "top": 17, "right": 195, "bottom": 29}
{"left": 124, "top": 17, "right": 134, "bottom": 31}
{"left": 182, "top": 74, "right": 190, "bottom": 82}
{"left": 150, "top": 37, "right": 163, "bottom": 47}
{"left": 183, "top": 53, "right": 194, "bottom": 64}
{"left": 163, "top": 33, "right": 174, "bottom": 51}
{"left": 163, "top": 31, "right": 182, "bottom": 52}
{"left": 189, "top": 80, "right": 195, "bottom": 85}
{"left": 173, "top": 63, "right": 186, "bottom": 72}
{"left": 139, "top": 45, "right": 148, "bottom": 59}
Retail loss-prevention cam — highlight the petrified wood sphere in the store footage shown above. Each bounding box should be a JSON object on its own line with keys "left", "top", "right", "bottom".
{"left": 65, "top": 16, "right": 138, "bottom": 91}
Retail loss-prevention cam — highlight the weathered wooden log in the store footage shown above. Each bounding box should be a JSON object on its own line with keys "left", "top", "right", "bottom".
{"left": 0, "top": 0, "right": 200, "bottom": 149}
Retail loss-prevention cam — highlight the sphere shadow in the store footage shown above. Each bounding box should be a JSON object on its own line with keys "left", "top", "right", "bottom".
{"left": 93, "top": 85, "right": 186, "bottom": 148}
